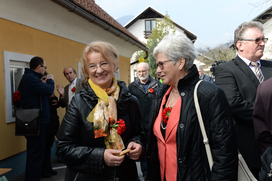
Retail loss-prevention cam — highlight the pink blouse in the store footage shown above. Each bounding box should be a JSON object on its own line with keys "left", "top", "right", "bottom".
{"left": 153, "top": 87, "right": 181, "bottom": 181}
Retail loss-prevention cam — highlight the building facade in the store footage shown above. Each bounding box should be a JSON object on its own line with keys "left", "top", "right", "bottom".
{"left": 0, "top": 0, "right": 147, "bottom": 179}
{"left": 123, "top": 6, "right": 197, "bottom": 81}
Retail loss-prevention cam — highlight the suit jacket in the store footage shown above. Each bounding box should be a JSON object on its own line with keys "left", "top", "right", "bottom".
{"left": 59, "top": 78, "right": 84, "bottom": 110}
{"left": 253, "top": 77, "right": 272, "bottom": 153}
{"left": 214, "top": 55, "right": 272, "bottom": 168}
{"left": 201, "top": 74, "right": 214, "bottom": 83}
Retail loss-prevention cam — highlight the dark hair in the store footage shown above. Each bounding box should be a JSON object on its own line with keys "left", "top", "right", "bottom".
{"left": 30, "top": 56, "right": 44, "bottom": 70}
{"left": 63, "top": 66, "right": 76, "bottom": 76}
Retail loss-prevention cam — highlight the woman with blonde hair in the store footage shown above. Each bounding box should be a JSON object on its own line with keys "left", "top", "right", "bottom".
{"left": 56, "top": 41, "right": 145, "bottom": 181}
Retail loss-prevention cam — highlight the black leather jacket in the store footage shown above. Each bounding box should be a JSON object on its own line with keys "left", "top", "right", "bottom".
{"left": 56, "top": 80, "right": 145, "bottom": 181}
{"left": 147, "top": 65, "right": 238, "bottom": 181}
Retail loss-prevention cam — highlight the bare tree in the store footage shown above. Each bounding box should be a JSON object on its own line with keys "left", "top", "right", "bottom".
{"left": 197, "top": 41, "right": 236, "bottom": 64}
{"left": 250, "top": 0, "right": 272, "bottom": 11}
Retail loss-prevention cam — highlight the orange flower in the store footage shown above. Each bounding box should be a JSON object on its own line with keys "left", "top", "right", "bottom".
{"left": 94, "top": 128, "right": 107, "bottom": 138}
{"left": 109, "top": 117, "right": 115, "bottom": 125}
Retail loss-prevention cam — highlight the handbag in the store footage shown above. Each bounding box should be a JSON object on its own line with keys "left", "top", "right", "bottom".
{"left": 259, "top": 147, "right": 272, "bottom": 181}
{"left": 193, "top": 80, "right": 257, "bottom": 181}
{"left": 15, "top": 96, "right": 42, "bottom": 136}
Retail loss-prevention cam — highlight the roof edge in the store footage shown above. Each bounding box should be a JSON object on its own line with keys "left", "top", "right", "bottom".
{"left": 252, "top": 6, "right": 272, "bottom": 22}
{"left": 51, "top": 0, "right": 149, "bottom": 52}
{"left": 124, "top": 5, "right": 197, "bottom": 41}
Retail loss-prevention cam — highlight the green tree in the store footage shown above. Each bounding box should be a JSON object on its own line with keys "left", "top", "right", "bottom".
{"left": 148, "top": 39, "right": 158, "bottom": 76}
{"left": 139, "top": 12, "right": 176, "bottom": 77}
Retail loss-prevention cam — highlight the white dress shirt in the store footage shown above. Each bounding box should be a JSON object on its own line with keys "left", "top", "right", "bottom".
{"left": 238, "top": 54, "right": 264, "bottom": 79}
{"left": 68, "top": 77, "right": 77, "bottom": 105}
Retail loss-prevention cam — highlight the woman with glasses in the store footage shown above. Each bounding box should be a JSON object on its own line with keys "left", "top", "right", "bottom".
{"left": 56, "top": 41, "right": 145, "bottom": 181}
{"left": 146, "top": 34, "right": 238, "bottom": 181}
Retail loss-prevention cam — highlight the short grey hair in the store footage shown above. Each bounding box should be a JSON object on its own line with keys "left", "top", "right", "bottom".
{"left": 137, "top": 62, "right": 149, "bottom": 70}
{"left": 153, "top": 34, "right": 197, "bottom": 71}
{"left": 234, "top": 21, "right": 263, "bottom": 50}
{"left": 197, "top": 65, "right": 204, "bottom": 71}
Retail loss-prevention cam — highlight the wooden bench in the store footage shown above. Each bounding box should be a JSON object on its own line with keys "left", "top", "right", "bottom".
{"left": 0, "top": 168, "right": 12, "bottom": 177}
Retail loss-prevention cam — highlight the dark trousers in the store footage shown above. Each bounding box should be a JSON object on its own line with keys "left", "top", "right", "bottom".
{"left": 42, "top": 135, "right": 55, "bottom": 173}
{"left": 141, "top": 128, "right": 148, "bottom": 177}
{"left": 24, "top": 125, "right": 46, "bottom": 181}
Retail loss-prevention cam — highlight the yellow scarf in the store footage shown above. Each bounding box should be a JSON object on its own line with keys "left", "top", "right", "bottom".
{"left": 87, "top": 77, "right": 125, "bottom": 150}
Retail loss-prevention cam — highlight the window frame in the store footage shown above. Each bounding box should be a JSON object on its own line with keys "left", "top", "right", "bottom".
{"left": 144, "top": 19, "right": 156, "bottom": 39}
{"left": 77, "top": 62, "right": 84, "bottom": 80}
{"left": 4, "top": 51, "right": 34, "bottom": 123}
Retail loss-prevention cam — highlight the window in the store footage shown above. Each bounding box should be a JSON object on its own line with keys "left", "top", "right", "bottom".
{"left": 134, "top": 70, "right": 138, "bottom": 81}
{"left": 144, "top": 20, "right": 156, "bottom": 39}
{"left": 114, "top": 69, "right": 120, "bottom": 80}
{"left": 77, "top": 62, "right": 84, "bottom": 80}
{"left": 4, "top": 51, "right": 34, "bottom": 123}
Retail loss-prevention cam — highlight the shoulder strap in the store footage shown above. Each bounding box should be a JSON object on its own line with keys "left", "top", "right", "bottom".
{"left": 194, "top": 80, "right": 214, "bottom": 170}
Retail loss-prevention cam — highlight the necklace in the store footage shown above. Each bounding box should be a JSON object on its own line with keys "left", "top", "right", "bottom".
{"left": 161, "top": 121, "right": 167, "bottom": 130}
{"left": 166, "top": 91, "right": 179, "bottom": 108}
{"left": 161, "top": 91, "right": 179, "bottom": 130}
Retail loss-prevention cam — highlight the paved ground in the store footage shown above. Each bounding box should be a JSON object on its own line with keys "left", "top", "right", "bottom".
{"left": 9, "top": 157, "right": 144, "bottom": 181}
{"left": 9, "top": 157, "right": 66, "bottom": 181}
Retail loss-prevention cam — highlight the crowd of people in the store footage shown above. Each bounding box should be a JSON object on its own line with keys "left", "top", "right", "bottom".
{"left": 16, "top": 20, "right": 272, "bottom": 181}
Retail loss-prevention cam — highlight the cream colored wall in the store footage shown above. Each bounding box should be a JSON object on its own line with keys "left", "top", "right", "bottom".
{"left": 263, "top": 18, "right": 272, "bottom": 60}
{"left": 0, "top": 18, "right": 85, "bottom": 160}
{"left": 0, "top": 18, "right": 131, "bottom": 160}
{"left": 0, "top": 0, "right": 140, "bottom": 58}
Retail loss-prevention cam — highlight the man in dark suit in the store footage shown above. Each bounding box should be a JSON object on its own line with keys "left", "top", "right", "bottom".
{"left": 253, "top": 77, "right": 272, "bottom": 154}
{"left": 213, "top": 21, "right": 272, "bottom": 179}
{"left": 56, "top": 66, "right": 84, "bottom": 110}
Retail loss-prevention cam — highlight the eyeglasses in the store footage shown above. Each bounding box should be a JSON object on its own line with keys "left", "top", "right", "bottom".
{"left": 86, "top": 62, "right": 110, "bottom": 72}
{"left": 156, "top": 60, "right": 172, "bottom": 70}
{"left": 240, "top": 38, "right": 268, "bottom": 44}
{"left": 40, "top": 65, "right": 47, "bottom": 69}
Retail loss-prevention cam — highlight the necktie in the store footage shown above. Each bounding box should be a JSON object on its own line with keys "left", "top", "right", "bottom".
{"left": 251, "top": 62, "right": 264, "bottom": 83}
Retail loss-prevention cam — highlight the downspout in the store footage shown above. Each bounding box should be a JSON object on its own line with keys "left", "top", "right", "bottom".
{"left": 51, "top": 0, "right": 149, "bottom": 52}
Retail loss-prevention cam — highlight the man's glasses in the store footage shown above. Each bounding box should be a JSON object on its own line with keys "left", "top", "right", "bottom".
{"left": 40, "top": 65, "right": 47, "bottom": 69}
{"left": 86, "top": 62, "right": 110, "bottom": 72}
{"left": 156, "top": 60, "right": 172, "bottom": 70}
{"left": 240, "top": 38, "right": 268, "bottom": 44}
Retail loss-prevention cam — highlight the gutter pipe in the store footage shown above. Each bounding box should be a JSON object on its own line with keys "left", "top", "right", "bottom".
{"left": 52, "top": 0, "right": 149, "bottom": 56}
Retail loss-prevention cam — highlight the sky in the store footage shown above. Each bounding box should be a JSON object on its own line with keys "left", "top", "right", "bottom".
{"left": 96, "top": 0, "right": 270, "bottom": 49}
